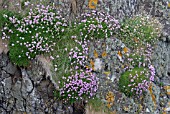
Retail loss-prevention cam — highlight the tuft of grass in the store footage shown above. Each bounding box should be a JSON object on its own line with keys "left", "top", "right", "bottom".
{"left": 51, "top": 33, "right": 82, "bottom": 84}
{"left": 87, "top": 97, "right": 109, "bottom": 113}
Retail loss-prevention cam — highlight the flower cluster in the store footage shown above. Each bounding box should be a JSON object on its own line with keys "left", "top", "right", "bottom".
{"left": 149, "top": 65, "right": 155, "bottom": 82}
{"left": 2, "top": 5, "right": 67, "bottom": 66}
{"left": 119, "top": 67, "right": 155, "bottom": 97}
{"left": 60, "top": 69, "right": 98, "bottom": 103}
{"left": 124, "top": 42, "right": 154, "bottom": 71}
{"left": 75, "top": 10, "right": 120, "bottom": 39}
{"left": 58, "top": 38, "right": 98, "bottom": 103}
{"left": 118, "top": 15, "right": 163, "bottom": 49}
{"left": 68, "top": 38, "right": 89, "bottom": 69}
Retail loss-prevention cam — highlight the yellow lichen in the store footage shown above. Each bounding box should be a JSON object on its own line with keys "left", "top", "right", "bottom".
{"left": 148, "top": 84, "right": 157, "bottom": 109}
{"left": 164, "top": 86, "right": 170, "bottom": 95}
{"left": 162, "top": 112, "right": 166, "bottom": 114}
{"left": 168, "top": 3, "right": 170, "bottom": 8}
{"left": 107, "top": 103, "right": 111, "bottom": 109}
{"left": 88, "top": 0, "right": 98, "bottom": 9}
{"left": 94, "top": 50, "right": 98, "bottom": 58}
{"left": 103, "top": 71, "right": 110, "bottom": 76}
{"left": 106, "top": 91, "right": 114, "bottom": 108}
{"left": 90, "top": 59, "right": 95, "bottom": 70}
{"left": 85, "top": 66, "right": 90, "bottom": 69}
{"left": 117, "top": 51, "right": 122, "bottom": 57}
{"left": 123, "top": 47, "right": 128, "bottom": 53}
{"left": 102, "top": 51, "right": 107, "bottom": 57}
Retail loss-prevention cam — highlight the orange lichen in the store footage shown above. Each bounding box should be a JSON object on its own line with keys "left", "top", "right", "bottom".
{"left": 164, "top": 86, "right": 170, "bottom": 95}
{"left": 88, "top": 0, "right": 98, "bottom": 9}
{"left": 85, "top": 66, "right": 90, "bottom": 69}
{"left": 94, "top": 50, "right": 98, "bottom": 58}
{"left": 123, "top": 47, "right": 128, "bottom": 53}
{"left": 106, "top": 91, "right": 114, "bottom": 108}
{"left": 107, "top": 103, "right": 111, "bottom": 108}
{"left": 164, "top": 86, "right": 170, "bottom": 90}
{"left": 102, "top": 51, "right": 107, "bottom": 57}
{"left": 148, "top": 84, "right": 157, "bottom": 109}
{"left": 90, "top": 59, "right": 95, "bottom": 70}
{"left": 162, "top": 112, "right": 166, "bottom": 114}
{"left": 117, "top": 51, "right": 122, "bottom": 57}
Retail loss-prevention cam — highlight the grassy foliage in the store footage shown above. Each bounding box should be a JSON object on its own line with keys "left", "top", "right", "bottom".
{"left": 87, "top": 97, "right": 108, "bottom": 113}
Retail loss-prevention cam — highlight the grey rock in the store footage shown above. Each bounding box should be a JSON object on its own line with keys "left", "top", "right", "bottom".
{"left": 11, "top": 80, "right": 22, "bottom": 100}
{"left": 2, "top": 62, "right": 17, "bottom": 75}
{"left": 144, "top": 82, "right": 160, "bottom": 114}
{"left": 161, "top": 76, "right": 170, "bottom": 86}
{"left": 1, "top": 70, "right": 10, "bottom": 79}
{"left": 21, "top": 76, "right": 33, "bottom": 98}
{"left": 0, "top": 53, "right": 8, "bottom": 67}
{"left": 3, "top": 77, "right": 12, "bottom": 96}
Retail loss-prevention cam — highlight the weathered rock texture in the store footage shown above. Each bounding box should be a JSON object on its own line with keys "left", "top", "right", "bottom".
{"left": 0, "top": 0, "right": 170, "bottom": 114}
{"left": 0, "top": 52, "right": 74, "bottom": 114}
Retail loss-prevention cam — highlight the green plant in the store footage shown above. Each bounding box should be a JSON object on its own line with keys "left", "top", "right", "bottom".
{"left": 127, "top": 53, "right": 145, "bottom": 67}
{"left": 2, "top": 5, "right": 67, "bottom": 66}
{"left": 159, "top": 82, "right": 164, "bottom": 87}
{"left": 0, "top": 10, "right": 21, "bottom": 37}
{"left": 87, "top": 97, "right": 108, "bottom": 112}
{"left": 118, "top": 67, "right": 150, "bottom": 97}
{"left": 75, "top": 10, "right": 120, "bottom": 40}
{"left": 59, "top": 69, "right": 98, "bottom": 104}
{"left": 117, "top": 15, "right": 163, "bottom": 49}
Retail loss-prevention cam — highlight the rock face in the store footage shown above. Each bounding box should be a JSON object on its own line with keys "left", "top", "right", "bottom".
{"left": 0, "top": 52, "right": 73, "bottom": 114}
{"left": 0, "top": 0, "right": 170, "bottom": 114}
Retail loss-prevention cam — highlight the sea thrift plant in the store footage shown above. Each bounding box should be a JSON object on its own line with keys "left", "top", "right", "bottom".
{"left": 119, "top": 65, "right": 155, "bottom": 97}
{"left": 118, "top": 15, "right": 163, "bottom": 49}
{"left": 2, "top": 5, "right": 67, "bottom": 66}
{"left": 59, "top": 69, "right": 98, "bottom": 104}
{"left": 124, "top": 42, "right": 154, "bottom": 70}
{"left": 68, "top": 38, "right": 89, "bottom": 69}
{"left": 75, "top": 10, "right": 120, "bottom": 40}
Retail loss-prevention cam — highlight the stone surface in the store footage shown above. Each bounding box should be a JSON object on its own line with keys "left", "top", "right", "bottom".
{"left": 0, "top": 53, "right": 73, "bottom": 114}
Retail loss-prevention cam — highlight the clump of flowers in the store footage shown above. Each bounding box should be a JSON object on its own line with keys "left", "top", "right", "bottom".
{"left": 59, "top": 69, "right": 98, "bottom": 104}
{"left": 68, "top": 38, "right": 89, "bottom": 69}
{"left": 118, "top": 15, "right": 163, "bottom": 49}
{"left": 118, "top": 66, "right": 155, "bottom": 97}
{"left": 2, "top": 5, "right": 67, "bottom": 66}
{"left": 56, "top": 37, "right": 98, "bottom": 104}
{"left": 124, "top": 43, "right": 154, "bottom": 70}
{"left": 75, "top": 10, "right": 120, "bottom": 40}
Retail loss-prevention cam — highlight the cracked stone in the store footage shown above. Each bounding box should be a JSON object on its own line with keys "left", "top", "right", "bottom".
{"left": 11, "top": 80, "right": 22, "bottom": 100}
{"left": 21, "top": 76, "right": 34, "bottom": 98}
{"left": 1, "top": 70, "right": 10, "bottom": 79}
{"left": 2, "top": 62, "right": 18, "bottom": 75}
{"left": 3, "top": 77, "right": 12, "bottom": 96}
{"left": 0, "top": 53, "right": 8, "bottom": 67}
